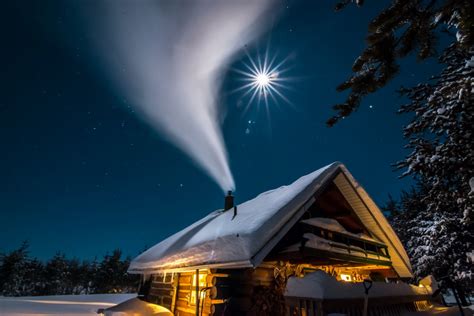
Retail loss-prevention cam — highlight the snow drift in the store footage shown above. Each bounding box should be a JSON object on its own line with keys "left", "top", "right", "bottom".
{"left": 0, "top": 294, "right": 135, "bottom": 316}
{"left": 103, "top": 297, "right": 172, "bottom": 316}
{"left": 285, "top": 271, "right": 432, "bottom": 299}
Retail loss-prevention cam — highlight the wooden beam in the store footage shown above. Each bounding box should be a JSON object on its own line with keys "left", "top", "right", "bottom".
{"left": 269, "top": 248, "right": 393, "bottom": 267}
{"left": 195, "top": 269, "right": 199, "bottom": 316}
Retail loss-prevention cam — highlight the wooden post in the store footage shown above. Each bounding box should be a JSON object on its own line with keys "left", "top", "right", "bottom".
{"left": 452, "top": 286, "right": 465, "bottom": 316}
{"left": 362, "top": 279, "right": 373, "bottom": 316}
{"left": 195, "top": 269, "right": 200, "bottom": 316}
{"left": 172, "top": 273, "right": 180, "bottom": 315}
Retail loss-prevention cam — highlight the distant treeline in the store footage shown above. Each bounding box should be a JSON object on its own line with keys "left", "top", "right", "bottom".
{"left": 0, "top": 242, "right": 139, "bottom": 296}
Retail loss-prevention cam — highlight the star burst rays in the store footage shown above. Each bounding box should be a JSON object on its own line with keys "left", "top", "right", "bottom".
{"left": 232, "top": 48, "right": 293, "bottom": 117}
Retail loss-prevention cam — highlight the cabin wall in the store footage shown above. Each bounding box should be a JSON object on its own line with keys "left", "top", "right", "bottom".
{"left": 146, "top": 273, "right": 175, "bottom": 309}
{"left": 146, "top": 270, "right": 225, "bottom": 316}
{"left": 144, "top": 265, "right": 430, "bottom": 316}
{"left": 144, "top": 267, "right": 277, "bottom": 316}
{"left": 213, "top": 266, "right": 283, "bottom": 316}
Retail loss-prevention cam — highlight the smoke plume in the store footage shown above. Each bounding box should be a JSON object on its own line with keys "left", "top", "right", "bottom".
{"left": 87, "top": 0, "right": 275, "bottom": 191}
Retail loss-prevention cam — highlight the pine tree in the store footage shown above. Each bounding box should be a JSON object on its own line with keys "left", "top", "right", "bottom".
{"left": 332, "top": 0, "right": 473, "bottom": 294}
{"left": 0, "top": 245, "right": 139, "bottom": 296}
{"left": 69, "top": 258, "right": 93, "bottom": 294}
{"left": 44, "top": 252, "right": 71, "bottom": 295}
{"left": 394, "top": 43, "right": 473, "bottom": 290}
{"left": 94, "top": 249, "right": 132, "bottom": 294}
{"left": 87, "top": 257, "right": 100, "bottom": 294}
{"left": 0, "top": 241, "right": 31, "bottom": 296}
{"left": 387, "top": 182, "right": 473, "bottom": 296}
{"left": 329, "top": 0, "right": 473, "bottom": 126}
{"left": 23, "top": 258, "right": 45, "bottom": 295}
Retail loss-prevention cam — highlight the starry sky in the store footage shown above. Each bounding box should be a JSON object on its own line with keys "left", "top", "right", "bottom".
{"left": 0, "top": 0, "right": 440, "bottom": 261}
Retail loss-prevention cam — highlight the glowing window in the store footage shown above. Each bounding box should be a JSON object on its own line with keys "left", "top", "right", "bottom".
{"left": 340, "top": 273, "right": 352, "bottom": 282}
{"left": 189, "top": 272, "right": 207, "bottom": 305}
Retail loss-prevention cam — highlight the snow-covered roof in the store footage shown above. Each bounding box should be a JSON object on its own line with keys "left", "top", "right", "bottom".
{"left": 300, "top": 217, "right": 378, "bottom": 243}
{"left": 332, "top": 168, "right": 413, "bottom": 278}
{"left": 129, "top": 162, "right": 413, "bottom": 278}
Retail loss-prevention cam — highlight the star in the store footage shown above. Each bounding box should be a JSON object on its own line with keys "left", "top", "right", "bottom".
{"left": 232, "top": 48, "right": 292, "bottom": 118}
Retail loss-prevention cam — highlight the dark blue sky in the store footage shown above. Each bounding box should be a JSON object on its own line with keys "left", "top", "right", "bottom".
{"left": 1, "top": 1, "right": 439, "bottom": 260}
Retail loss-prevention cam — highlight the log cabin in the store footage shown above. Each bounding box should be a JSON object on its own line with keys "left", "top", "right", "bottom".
{"left": 127, "top": 162, "right": 434, "bottom": 316}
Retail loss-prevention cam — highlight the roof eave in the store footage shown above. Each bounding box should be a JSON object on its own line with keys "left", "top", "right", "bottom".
{"left": 127, "top": 259, "right": 254, "bottom": 274}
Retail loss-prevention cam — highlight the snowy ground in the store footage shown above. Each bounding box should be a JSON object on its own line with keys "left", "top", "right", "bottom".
{"left": 0, "top": 293, "right": 471, "bottom": 316}
{"left": 403, "top": 305, "right": 473, "bottom": 316}
{"left": 0, "top": 294, "right": 135, "bottom": 316}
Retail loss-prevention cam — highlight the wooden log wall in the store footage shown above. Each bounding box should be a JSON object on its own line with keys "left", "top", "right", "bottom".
{"left": 146, "top": 266, "right": 427, "bottom": 316}
{"left": 147, "top": 273, "right": 176, "bottom": 309}
{"left": 147, "top": 270, "right": 227, "bottom": 316}
{"left": 213, "top": 266, "right": 280, "bottom": 316}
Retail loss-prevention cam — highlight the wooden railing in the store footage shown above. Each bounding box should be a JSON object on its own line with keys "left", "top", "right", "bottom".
{"left": 300, "top": 222, "right": 391, "bottom": 261}
{"left": 285, "top": 296, "right": 432, "bottom": 316}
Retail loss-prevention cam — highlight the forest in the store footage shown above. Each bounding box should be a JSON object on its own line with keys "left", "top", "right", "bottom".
{"left": 0, "top": 242, "right": 138, "bottom": 296}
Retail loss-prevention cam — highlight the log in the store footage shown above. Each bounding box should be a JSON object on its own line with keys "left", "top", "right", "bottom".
{"left": 149, "top": 287, "right": 173, "bottom": 297}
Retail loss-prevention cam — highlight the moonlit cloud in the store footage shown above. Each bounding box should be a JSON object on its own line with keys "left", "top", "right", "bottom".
{"left": 84, "top": 0, "right": 277, "bottom": 192}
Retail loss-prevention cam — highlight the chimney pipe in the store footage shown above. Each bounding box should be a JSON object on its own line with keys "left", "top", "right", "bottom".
{"left": 224, "top": 190, "right": 234, "bottom": 211}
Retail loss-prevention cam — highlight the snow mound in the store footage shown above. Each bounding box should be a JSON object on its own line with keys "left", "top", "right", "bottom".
{"left": 285, "top": 271, "right": 431, "bottom": 299}
{"left": 104, "top": 298, "right": 172, "bottom": 316}
{"left": 301, "top": 217, "right": 346, "bottom": 232}
{"left": 281, "top": 233, "right": 342, "bottom": 253}
{"left": 281, "top": 233, "right": 390, "bottom": 262}
{"left": 0, "top": 294, "right": 135, "bottom": 316}
{"left": 301, "top": 217, "right": 379, "bottom": 242}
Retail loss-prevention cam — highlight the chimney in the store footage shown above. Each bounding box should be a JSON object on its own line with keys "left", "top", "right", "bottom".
{"left": 224, "top": 190, "right": 234, "bottom": 211}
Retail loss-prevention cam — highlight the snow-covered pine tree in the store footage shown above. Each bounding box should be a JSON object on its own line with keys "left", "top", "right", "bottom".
{"left": 22, "top": 257, "right": 45, "bottom": 295}
{"left": 44, "top": 252, "right": 71, "bottom": 295}
{"left": 383, "top": 187, "right": 429, "bottom": 247}
{"left": 68, "top": 258, "right": 96, "bottom": 294}
{"left": 94, "top": 249, "right": 133, "bottom": 294}
{"left": 331, "top": 0, "right": 473, "bottom": 295}
{"left": 394, "top": 43, "right": 473, "bottom": 291}
{"left": 0, "top": 241, "right": 32, "bottom": 296}
{"left": 87, "top": 257, "right": 100, "bottom": 294}
{"left": 68, "top": 258, "right": 84, "bottom": 294}
{"left": 328, "top": 0, "right": 473, "bottom": 126}
{"left": 0, "top": 244, "right": 139, "bottom": 296}
{"left": 386, "top": 185, "right": 467, "bottom": 281}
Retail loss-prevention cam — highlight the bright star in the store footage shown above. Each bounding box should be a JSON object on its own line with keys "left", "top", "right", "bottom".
{"left": 256, "top": 73, "right": 271, "bottom": 87}
{"left": 231, "top": 48, "right": 292, "bottom": 117}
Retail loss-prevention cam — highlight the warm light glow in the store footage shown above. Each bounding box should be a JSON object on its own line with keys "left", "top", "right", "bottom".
{"left": 340, "top": 273, "right": 352, "bottom": 282}
{"left": 190, "top": 272, "right": 207, "bottom": 305}
{"left": 19, "top": 300, "right": 116, "bottom": 306}
{"left": 192, "top": 273, "right": 207, "bottom": 287}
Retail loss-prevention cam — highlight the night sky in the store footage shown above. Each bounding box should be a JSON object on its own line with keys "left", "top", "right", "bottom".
{"left": 1, "top": 1, "right": 439, "bottom": 261}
